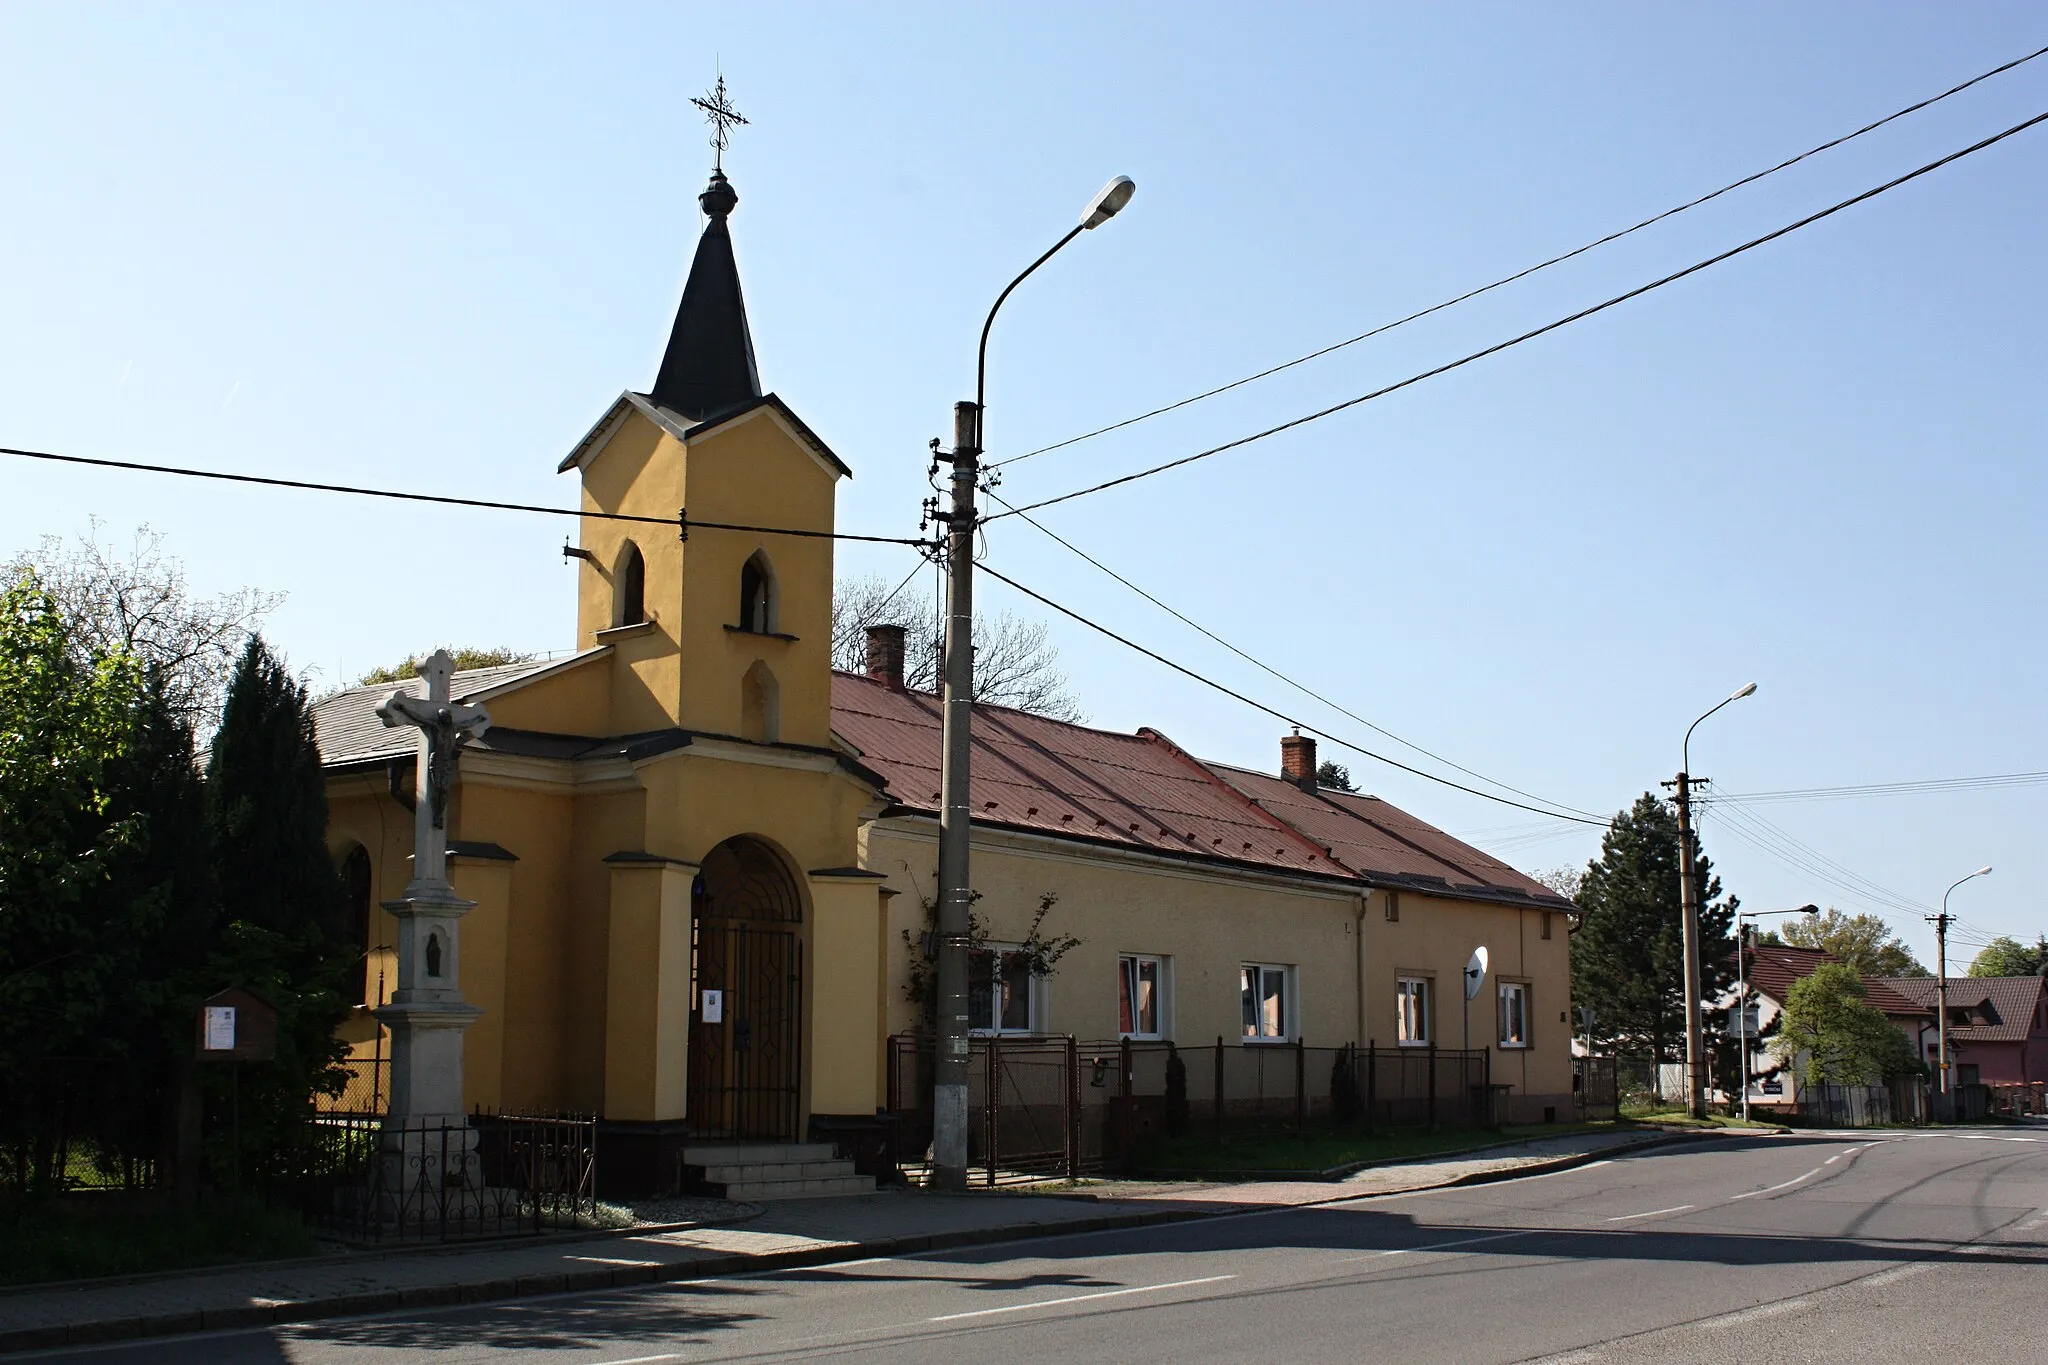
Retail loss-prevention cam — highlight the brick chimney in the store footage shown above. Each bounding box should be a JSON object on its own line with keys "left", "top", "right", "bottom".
{"left": 1281, "top": 730, "right": 1316, "bottom": 790}
{"left": 865, "top": 624, "right": 907, "bottom": 692}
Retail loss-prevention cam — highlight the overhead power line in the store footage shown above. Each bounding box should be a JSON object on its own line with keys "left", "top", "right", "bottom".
{"left": 975, "top": 559, "right": 1608, "bottom": 825}
{"left": 1, "top": 445, "right": 924, "bottom": 546}
{"left": 1696, "top": 793, "right": 1931, "bottom": 919}
{"left": 985, "top": 486, "right": 1603, "bottom": 822}
{"left": 990, "top": 107, "right": 2048, "bottom": 523}
{"left": 1719, "top": 771, "right": 2048, "bottom": 804}
{"left": 991, "top": 43, "right": 2048, "bottom": 472}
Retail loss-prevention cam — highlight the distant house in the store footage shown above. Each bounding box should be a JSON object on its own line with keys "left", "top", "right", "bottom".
{"left": 1726, "top": 944, "right": 1931, "bottom": 1110}
{"left": 1875, "top": 976, "right": 2048, "bottom": 1087}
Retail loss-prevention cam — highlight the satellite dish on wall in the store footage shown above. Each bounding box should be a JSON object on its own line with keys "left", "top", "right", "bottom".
{"left": 1465, "top": 946, "right": 1489, "bottom": 1000}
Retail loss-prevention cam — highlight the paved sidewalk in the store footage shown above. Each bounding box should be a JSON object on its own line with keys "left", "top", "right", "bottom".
{"left": 0, "top": 1126, "right": 1728, "bottom": 1354}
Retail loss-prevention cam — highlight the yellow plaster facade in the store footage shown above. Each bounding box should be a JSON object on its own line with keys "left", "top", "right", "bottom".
{"left": 312, "top": 170, "right": 1578, "bottom": 1188}
{"left": 864, "top": 819, "right": 1575, "bottom": 1121}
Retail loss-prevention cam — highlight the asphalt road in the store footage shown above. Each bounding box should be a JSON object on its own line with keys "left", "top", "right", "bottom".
{"left": 23, "top": 1127, "right": 2048, "bottom": 1364}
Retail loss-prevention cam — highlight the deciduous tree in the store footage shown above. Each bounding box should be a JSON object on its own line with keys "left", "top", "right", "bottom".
{"left": 357, "top": 647, "right": 534, "bottom": 686}
{"left": 8, "top": 523, "right": 280, "bottom": 727}
{"left": 1771, "top": 961, "right": 1918, "bottom": 1086}
{"left": 1967, "top": 935, "right": 2048, "bottom": 979}
{"left": 1769, "top": 909, "right": 1928, "bottom": 978}
{"left": 831, "top": 572, "right": 1085, "bottom": 722}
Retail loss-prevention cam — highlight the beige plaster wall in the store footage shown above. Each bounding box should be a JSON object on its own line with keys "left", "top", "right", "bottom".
{"left": 861, "top": 816, "right": 1575, "bottom": 1121}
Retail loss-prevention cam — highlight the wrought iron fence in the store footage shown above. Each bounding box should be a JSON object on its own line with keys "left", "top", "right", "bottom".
{"left": 885, "top": 1034, "right": 1496, "bottom": 1180}
{"left": 300, "top": 1112, "right": 598, "bottom": 1243}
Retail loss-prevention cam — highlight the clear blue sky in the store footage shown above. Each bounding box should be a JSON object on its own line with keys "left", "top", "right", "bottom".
{"left": 3, "top": 4, "right": 2042, "bottom": 967}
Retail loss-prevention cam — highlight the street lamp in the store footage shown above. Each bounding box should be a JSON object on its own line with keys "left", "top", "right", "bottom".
{"left": 1671, "top": 681, "right": 1756, "bottom": 1119}
{"left": 1734, "top": 904, "right": 1817, "bottom": 1123}
{"left": 1932, "top": 865, "right": 1993, "bottom": 1099}
{"left": 931, "top": 175, "right": 1136, "bottom": 1192}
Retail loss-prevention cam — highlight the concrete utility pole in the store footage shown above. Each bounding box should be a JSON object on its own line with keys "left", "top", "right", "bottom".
{"left": 1667, "top": 682, "right": 1756, "bottom": 1119}
{"left": 1929, "top": 866, "right": 1993, "bottom": 1102}
{"left": 931, "top": 176, "right": 1135, "bottom": 1191}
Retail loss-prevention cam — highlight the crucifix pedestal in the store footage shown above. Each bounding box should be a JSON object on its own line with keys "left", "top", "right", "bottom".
{"left": 373, "top": 651, "right": 491, "bottom": 1218}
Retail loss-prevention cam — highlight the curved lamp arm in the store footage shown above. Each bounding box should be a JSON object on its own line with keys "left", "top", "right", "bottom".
{"left": 1942, "top": 866, "right": 1993, "bottom": 915}
{"left": 1683, "top": 681, "right": 1758, "bottom": 774}
{"left": 972, "top": 177, "right": 1136, "bottom": 445}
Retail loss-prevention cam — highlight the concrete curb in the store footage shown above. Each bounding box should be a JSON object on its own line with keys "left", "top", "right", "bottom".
{"left": 0, "top": 1129, "right": 1756, "bottom": 1355}
{"left": 0, "top": 1210, "right": 762, "bottom": 1303}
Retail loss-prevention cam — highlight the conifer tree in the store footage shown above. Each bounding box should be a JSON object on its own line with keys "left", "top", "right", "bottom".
{"left": 206, "top": 637, "right": 342, "bottom": 942}
{"left": 201, "top": 636, "right": 350, "bottom": 1174}
{"left": 1570, "top": 793, "right": 1738, "bottom": 1080}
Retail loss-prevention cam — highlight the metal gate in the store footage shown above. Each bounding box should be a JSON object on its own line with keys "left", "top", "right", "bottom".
{"left": 1574, "top": 1055, "right": 1618, "bottom": 1121}
{"left": 689, "top": 921, "right": 802, "bottom": 1140}
{"left": 686, "top": 836, "right": 806, "bottom": 1142}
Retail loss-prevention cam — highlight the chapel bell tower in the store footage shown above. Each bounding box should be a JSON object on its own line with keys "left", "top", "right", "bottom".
{"left": 555, "top": 151, "right": 851, "bottom": 749}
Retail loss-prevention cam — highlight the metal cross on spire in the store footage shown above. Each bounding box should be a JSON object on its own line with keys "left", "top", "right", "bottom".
{"left": 691, "top": 74, "right": 748, "bottom": 171}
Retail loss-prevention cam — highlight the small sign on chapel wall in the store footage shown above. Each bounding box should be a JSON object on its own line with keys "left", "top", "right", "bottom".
{"left": 194, "top": 986, "right": 279, "bottom": 1063}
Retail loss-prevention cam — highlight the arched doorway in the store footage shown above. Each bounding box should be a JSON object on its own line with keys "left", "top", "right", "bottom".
{"left": 687, "top": 836, "right": 804, "bottom": 1140}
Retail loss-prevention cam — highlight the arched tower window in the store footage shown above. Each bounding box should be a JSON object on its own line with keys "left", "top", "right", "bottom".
{"left": 742, "top": 659, "right": 780, "bottom": 744}
{"left": 738, "top": 550, "right": 777, "bottom": 633}
{"left": 615, "top": 541, "right": 646, "bottom": 627}
{"left": 341, "top": 844, "right": 373, "bottom": 1005}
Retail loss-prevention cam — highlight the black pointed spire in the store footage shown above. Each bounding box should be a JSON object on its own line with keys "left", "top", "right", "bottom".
{"left": 649, "top": 170, "right": 762, "bottom": 420}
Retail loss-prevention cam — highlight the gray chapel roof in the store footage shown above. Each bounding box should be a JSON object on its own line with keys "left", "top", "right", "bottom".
{"left": 310, "top": 654, "right": 601, "bottom": 768}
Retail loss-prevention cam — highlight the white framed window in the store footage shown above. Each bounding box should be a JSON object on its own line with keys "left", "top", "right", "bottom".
{"left": 1498, "top": 981, "right": 1530, "bottom": 1049}
{"left": 1397, "top": 976, "right": 1431, "bottom": 1047}
{"left": 1240, "top": 963, "right": 1294, "bottom": 1042}
{"left": 969, "top": 946, "right": 1041, "bottom": 1034}
{"left": 1119, "top": 954, "right": 1166, "bottom": 1039}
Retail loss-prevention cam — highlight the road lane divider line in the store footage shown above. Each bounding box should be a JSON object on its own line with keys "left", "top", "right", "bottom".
{"left": 1343, "top": 1159, "right": 1617, "bottom": 1205}
{"left": 1605, "top": 1204, "right": 1694, "bottom": 1222}
{"left": 1728, "top": 1163, "right": 1830, "bottom": 1201}
{"left": 1336, "top": 1229, "right": 1532, "bottom": 1263}
{"left": 592, "top": 1355, "right": 683, "bottom": 1365}
{"left": 929, "top": 1274, "right": 1237, "bottom": 1321}
{"left": 1700, "top": 1296, "right": 1814, "bottom": 1329}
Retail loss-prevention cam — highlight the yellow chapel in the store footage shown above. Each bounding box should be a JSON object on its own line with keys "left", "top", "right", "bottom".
{"left": 314, "top": 159, "right": 1579, "bottom": 1196}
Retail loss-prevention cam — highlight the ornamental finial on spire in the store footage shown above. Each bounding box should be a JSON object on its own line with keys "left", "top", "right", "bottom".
{"left": 691, "top": 73, "right": 748, "bottom": 172}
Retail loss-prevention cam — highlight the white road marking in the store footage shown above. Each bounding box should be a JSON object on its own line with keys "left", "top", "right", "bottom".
{"left": 929, "top": 1274, "right": 1236, "bottom": 1321}
{"left": 1728, "top": 1163, "right": 1829, "bottom": 1200}
{"left": 1336, "top": 1229, "right": 1531, "bottom": 1263}
{"left": 1862, "top": 1262, "right": 1936, "bottom": 1288}
{"left": 566, "top": 1255, "right": 665, "bottom": 1267}
{"left": 1345, "top": 1159, "right": 1615, "bottom": 1203}
{"left": 1605, "top": 1204, "right": 1694, "bottom": 1222}
{"left": 592, "top": 1355, "right": 683, "bottom": 1365}
{"left": 1701, "top": 1296, "right": 1814, "bottom": 1328}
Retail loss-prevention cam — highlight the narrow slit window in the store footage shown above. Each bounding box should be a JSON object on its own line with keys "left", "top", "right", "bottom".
{"left": 616, "top": 542, "right": 646, "bottom": 626}
{"left": 738, "top": 550, "right": 776, "bottom": 633}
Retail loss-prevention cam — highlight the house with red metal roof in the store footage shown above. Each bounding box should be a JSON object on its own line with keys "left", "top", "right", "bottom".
{"left": 840, "top": 642, "right": 1578, "bottom": 1123}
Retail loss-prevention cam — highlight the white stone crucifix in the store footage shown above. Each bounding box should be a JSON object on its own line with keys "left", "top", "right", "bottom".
{"left": 373, "top": 650, "right": 490, "bottom": 1139}
{"left": 377, "top": 650, "right": 491, "bottom": 896}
